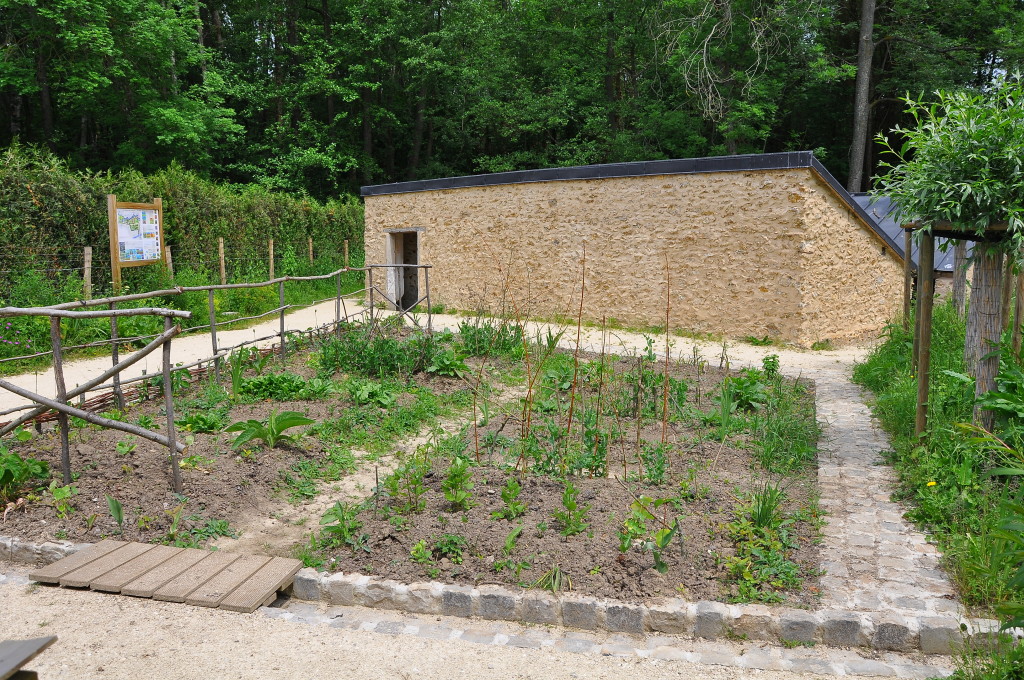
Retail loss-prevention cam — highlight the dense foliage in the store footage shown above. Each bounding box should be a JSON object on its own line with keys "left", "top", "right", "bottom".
{"left": 2, "top": 0, "right": 1021, "bottom": 198}
{"left": 0, "top": 144, "right": 363, "bottom": 295}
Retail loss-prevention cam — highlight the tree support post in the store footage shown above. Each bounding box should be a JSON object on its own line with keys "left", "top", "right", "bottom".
{"left": 903, "top": 228, "right": 913, "bottom": 332}
{"left": 914, "top": 230, "right": 936, "bottom": 437}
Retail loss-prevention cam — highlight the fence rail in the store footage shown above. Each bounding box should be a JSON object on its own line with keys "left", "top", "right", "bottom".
{"left": 0, "top": 262, "right": 432, "bottom": 496}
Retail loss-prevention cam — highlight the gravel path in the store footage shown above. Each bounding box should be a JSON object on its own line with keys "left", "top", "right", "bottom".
{"left": 1, "top": 563, "right": 947, "bottom": 679}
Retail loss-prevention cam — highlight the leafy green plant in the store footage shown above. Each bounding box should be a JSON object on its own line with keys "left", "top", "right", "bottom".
{"left": 433, "top": 533, "right": 468, "bottom": 564}
{"left": 240, "top": 372, "right": 308, "bottom": 401}
{"left": 106, "top": 495, "right": 124, "bottom": 533}
{"left": 382, "top": 458, "right": 429, "bottom": 514}
{"left": 115, "top": 440, "right": 137, "bottom": 456}
{"left": 225, "top": 410, "right": 315, "bottom": 448}
{"left": 0, "top": 446, "right": 49, "bottom": 502}
{"left": 640, "top": 441, "right": 669, "bottom": 485}
{"left": 320, "top": 501, "right": 369, "bottom": 552}
{"left": 47, "top": 479, "right": 78, "bottom": 519}
{"left": 493, "top": 526, "right": 532, "bottom": 576}
{"left": 762, "top": 354, "right": 781, "bottom": 380}
{"left": 442, "top": 457, "right": 475, "bottom": 510}
{"left": 347, "top": 379, "right": 396, "bottom": 408}
{"left": 135, "top": 414, "right": 156, "bottom": 430}
{"left": 491, "top": 476, "right": 527, "bottom": 520}
{"left": 427, "top": 348, "right": 469, "bottom": 378}
{"left": 553, "top": 481, "right": 589, "bottom": 536}
{"left": 179, "top": 409, "right": 225, "bottom": 433}
{"left": 617, "top": 496, "right": 680, "bottom": 573}
{"left": 410, "top": 539, "right": 433, "bottom": 564}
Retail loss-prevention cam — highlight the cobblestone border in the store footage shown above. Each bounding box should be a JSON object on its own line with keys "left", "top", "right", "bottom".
{"left": 0, "top": 536, "right": 995, "bottom": 657}
{"left": 287, "top": 567, "right": 990, "bottom": 655}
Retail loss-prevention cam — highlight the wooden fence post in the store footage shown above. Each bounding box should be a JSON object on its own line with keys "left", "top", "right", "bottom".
{"left": 164, "top": 246, "right": 174, "bottom": 279}
{"left": 425, "top": 267, "right": 433, "bottom": 332}
{"left": 110, "top": 302, "right": 126, "bottom": 410}
{"left": 209, "top": 289, "right": 221, "bottom": 383}
{"left": 107, "top": 195, "right": 122, "bottom": 292}
{"left": 344, "top": 240, "right": 349, "bottom": 268}
{"left": 308, "top": 236, "right": 314, "bottom": 264}
{"left": 914, "top": 230, "right": 936, "bottom": 437}
{"left": 218, "top": 237, "right": 227, "bottom": 285}
{"left": 335, "top": 271, "right": 342, "bottom": 338}
{"left": 269, "top": 238, "right": 275, "bottom": 279}
{"left": 83, "top": 247, "right": 93, "bottom": 300}
{"left": 50, "top": 316, "right": 72, "bottom": 485}
{"left": 162, "top": 316, "right": 183, "bottom": 494}
{"left": 278, "top": 280, "right": 286, "bottom": 360}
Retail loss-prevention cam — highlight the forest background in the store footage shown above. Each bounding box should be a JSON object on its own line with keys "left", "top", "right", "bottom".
{"left": 2, "top": 0, "right": 1022, "bottom": 203}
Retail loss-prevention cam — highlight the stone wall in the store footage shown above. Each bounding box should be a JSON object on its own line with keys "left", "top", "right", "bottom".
{"left": 364, "top": 168, "right": 903, "bottom": 346}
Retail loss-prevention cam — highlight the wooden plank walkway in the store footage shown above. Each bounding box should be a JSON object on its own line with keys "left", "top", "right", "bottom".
{"left": 28, "top": 541, "right": 300, "bottom": 614}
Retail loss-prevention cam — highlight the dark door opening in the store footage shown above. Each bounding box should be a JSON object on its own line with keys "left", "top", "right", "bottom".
{"left": 400, "top": 231, "right": 418, "bottom": 311}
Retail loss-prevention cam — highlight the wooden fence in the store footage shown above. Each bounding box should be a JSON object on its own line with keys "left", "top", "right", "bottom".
{"left": 0, "top": 262, "right": 432, "bottom": 494}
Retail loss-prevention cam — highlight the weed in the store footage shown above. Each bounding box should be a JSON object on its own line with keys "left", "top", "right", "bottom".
{"left": 347, "top": 378, "right": 396, "bottom": 408}
{"left": 135, "top": 414, "right": 156, "bottom": 430}
{"left": 434, "top": 533, "right": 468, "bottom": 564}
{"left": 115, "top": 440, "right": 137, "bottom": 456}
{"left": 320, "top": 501, "right": 369, "bottom": 553}
{"left": 533, "top": 564, "right": 572, "bottom": 593}
{"left": 0, "top": 446, "right": 48, "bottom": 502}
{"left": 382, "top": 458, "right": 429, "bottom": 514}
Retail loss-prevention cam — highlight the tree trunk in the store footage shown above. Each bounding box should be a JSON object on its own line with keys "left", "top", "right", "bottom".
{"left": 952, "top": 241, "right": 968, "bottom": 317}
{"left": 407, "top": 83, "right": 427, "bottom": 180}
{"left": 847, "top": 0, "right": 875, "bottom": 192}
{"left": 1001, "top": 256, "right": 1015, "bottom": 333}
{"left": 971, "top": 245, "right": 1004, "bottom": 430}
{"left": 34, "top": 44, "right": 54, "bottom": 146}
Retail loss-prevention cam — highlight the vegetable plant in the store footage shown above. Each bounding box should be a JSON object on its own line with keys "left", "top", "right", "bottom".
{"left": 225, "top": 410, "right": 315, "bottom": 448}
{"left": 442, "top": 457, "right": 474, "bottom": 510}
{"left": 491, "top": 476, "right": 527, "bottom": 520}
{"left": 553, "top": 481, "right": 589, "bottom": 536}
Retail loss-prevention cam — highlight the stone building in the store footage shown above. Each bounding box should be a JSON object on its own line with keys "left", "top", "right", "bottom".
{"left": 361, "top": 152, "right": 905, "bottom": 346}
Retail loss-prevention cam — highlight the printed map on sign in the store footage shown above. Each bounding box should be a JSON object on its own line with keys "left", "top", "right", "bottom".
{"left": 116, "top": 208, "right": 161, "bottom": 262}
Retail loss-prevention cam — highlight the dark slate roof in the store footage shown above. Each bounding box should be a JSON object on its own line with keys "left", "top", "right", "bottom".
{"left": 360, "top": 151, "right": 907, "bottom": 265}
{"left": 851, "top": 194, "right": 966, "bottom": 274}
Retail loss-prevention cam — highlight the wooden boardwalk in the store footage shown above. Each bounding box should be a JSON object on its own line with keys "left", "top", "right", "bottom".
{"left": 28, "top": 540, "right": 301, "bottom": 613}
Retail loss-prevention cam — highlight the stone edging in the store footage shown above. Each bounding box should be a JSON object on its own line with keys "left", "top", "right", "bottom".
{"left": 0, "top": 534, "right": 996, "bottom": 656}
{"left": 288, "top": 568, "right": 990, "bottom": 656}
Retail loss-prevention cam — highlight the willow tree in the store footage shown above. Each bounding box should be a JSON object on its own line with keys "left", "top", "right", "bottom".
{"left": 875, "top": 77, "right": 1024, "bottom": 429}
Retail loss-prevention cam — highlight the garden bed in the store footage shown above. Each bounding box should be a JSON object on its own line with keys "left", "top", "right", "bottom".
{"left": 1, "top": 318, "right": 823, "bottom": 607}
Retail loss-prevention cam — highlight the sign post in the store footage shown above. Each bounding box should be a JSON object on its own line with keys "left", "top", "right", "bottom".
{"left": 107, "top": 195, "right": 166, "bottom": 292}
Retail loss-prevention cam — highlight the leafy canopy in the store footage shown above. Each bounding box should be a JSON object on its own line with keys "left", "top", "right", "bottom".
{"left": 875, "top": 77, "right": 1024, "bottom": 242}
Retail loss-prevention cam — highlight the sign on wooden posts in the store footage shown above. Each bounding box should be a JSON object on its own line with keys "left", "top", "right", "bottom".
{"left": 107, "top": 194, "right": 167, "bottom": 291}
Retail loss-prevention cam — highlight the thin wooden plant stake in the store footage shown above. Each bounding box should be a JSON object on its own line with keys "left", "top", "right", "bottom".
{"left": 50, "top": 316, "right": 72, "bottom": 484}
{"left": 662, "top": 253, "right": 671, "bottom": 445}
{"left": 565, "top": 244, "right": 586, "bottom": 437}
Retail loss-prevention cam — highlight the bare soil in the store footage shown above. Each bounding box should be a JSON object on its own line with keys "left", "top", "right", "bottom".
{"left": 2, "top": 342, "right": 821, "bottom": 608}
